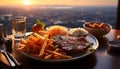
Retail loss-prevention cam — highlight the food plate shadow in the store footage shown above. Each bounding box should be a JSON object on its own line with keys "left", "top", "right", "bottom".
{"left": 13, "top": 51, "right": 97, "bottom": 69}
{"left": 107, "top": 47, "right": 120, "bottom": 57}
{"left": 96, "top": 36, "right": 109, "bottom": 50}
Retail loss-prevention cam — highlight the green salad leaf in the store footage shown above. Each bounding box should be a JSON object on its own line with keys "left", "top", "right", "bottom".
{"left": 36, "top": 18, "right": 46, "bottom": 27}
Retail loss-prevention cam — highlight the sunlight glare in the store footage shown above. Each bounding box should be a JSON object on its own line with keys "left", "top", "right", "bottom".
{"left": 24, "top": 0, "right": 31, "bottom": 5}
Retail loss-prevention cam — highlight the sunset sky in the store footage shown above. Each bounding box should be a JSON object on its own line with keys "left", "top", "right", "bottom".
{"left": 0, "top": 0, "right": 118, "bottom": 6}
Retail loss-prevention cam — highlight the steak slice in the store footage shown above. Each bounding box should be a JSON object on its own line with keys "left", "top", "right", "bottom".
{"left": 53, "top": 35, "right": 90, "bottom": 53}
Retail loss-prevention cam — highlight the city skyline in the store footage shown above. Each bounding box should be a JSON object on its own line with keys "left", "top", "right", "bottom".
{"left": 0, "top": 0, "right": 118, "bottom": 7}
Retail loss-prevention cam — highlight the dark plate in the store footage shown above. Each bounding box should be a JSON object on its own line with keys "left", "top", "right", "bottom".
{"left": 16, "top": 32, "right": 99, "bottom": 63}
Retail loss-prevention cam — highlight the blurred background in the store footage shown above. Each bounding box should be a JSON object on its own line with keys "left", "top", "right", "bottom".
{"left": 0, "top": 0, "right": 118, "bottom": 34}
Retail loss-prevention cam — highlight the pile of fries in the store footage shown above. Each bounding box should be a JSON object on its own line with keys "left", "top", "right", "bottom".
{"left": 17, "top": 26, "right": 72, "bottom": 60}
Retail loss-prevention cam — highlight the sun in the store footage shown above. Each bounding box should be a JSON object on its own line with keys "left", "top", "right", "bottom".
{"left": 24, "top": 0, "right": 31, "bottom": 5}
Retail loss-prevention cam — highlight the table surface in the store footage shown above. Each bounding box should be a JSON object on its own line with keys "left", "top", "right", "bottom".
{"left": 1, "top": 29, "right": 120, "bottom": 69}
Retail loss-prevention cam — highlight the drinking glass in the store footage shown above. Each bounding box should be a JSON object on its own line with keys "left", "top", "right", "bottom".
{"left": 0, "top": 23, "right": 16, "bottom": 67}
{"left": 11, "top": 16, "right": 26, "bottom": 40}
{"left": 0, "top": 23, "right": 5, "bottom": 50}
{"left": 0, "top": 23, "right": 22, "bottom": 68}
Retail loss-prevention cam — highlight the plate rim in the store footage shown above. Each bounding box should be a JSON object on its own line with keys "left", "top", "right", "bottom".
{"left": 18, "top": 32, "right": 99, "bottom": 62}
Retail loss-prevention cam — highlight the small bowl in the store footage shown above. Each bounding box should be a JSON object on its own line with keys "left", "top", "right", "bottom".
{"left": 83, "top": 22, "right": 112, "bottom": 37}
{"left": 108, "top": 40, "right": 120, "bottom": 55}
{"left": 108, "top": 41, "right": 120, "bottom": 50}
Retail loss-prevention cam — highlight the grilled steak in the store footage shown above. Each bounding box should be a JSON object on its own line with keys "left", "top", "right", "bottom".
{"left": 53, "top": 35, "right": 90, "bottom": 53}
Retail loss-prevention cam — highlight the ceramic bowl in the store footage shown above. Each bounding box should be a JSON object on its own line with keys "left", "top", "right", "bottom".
{"left": 83, "top": 22, "right": 112, "bottom": 37}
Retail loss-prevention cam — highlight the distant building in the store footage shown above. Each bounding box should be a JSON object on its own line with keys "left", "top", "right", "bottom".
{"left": 76, "top": 20, "right": 86, "bottom": 23}
{"left": 53, "top": 20, "right": 64, "bottom": 24}
{"left": 1, "top": 14, "right": 12, "bottom": 21}
{"left": 0, "top": 14, "right": 13, "bottom": 34}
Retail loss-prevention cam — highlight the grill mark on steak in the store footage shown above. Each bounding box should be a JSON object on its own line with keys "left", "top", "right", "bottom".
{"left": 53, "top": 35, "right": 90, "bottom": 53}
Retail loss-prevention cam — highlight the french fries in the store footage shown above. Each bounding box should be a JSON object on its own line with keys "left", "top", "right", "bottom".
{"left": 46, "top": 50, "right": 72, "bottom": 59}
{"left": 44, "top": 48, "right": 58, "bottom": 60}
{"left": 39, "top": 34, "right": 48, "bottom": 57}
{"left": 17, "top": 31, "right": 72, "bottom": 60}
{"left": 32, "top": 33, "right": 45, "bottom": 40}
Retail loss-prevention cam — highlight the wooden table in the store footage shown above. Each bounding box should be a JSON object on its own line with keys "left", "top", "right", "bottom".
{"left": 1, "top": 29, "right": 120, "bottom": 69}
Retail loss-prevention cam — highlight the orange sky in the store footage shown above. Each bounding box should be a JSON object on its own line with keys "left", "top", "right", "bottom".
{"left": 0, "top": 0, "right": 118, "bottom": 6}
